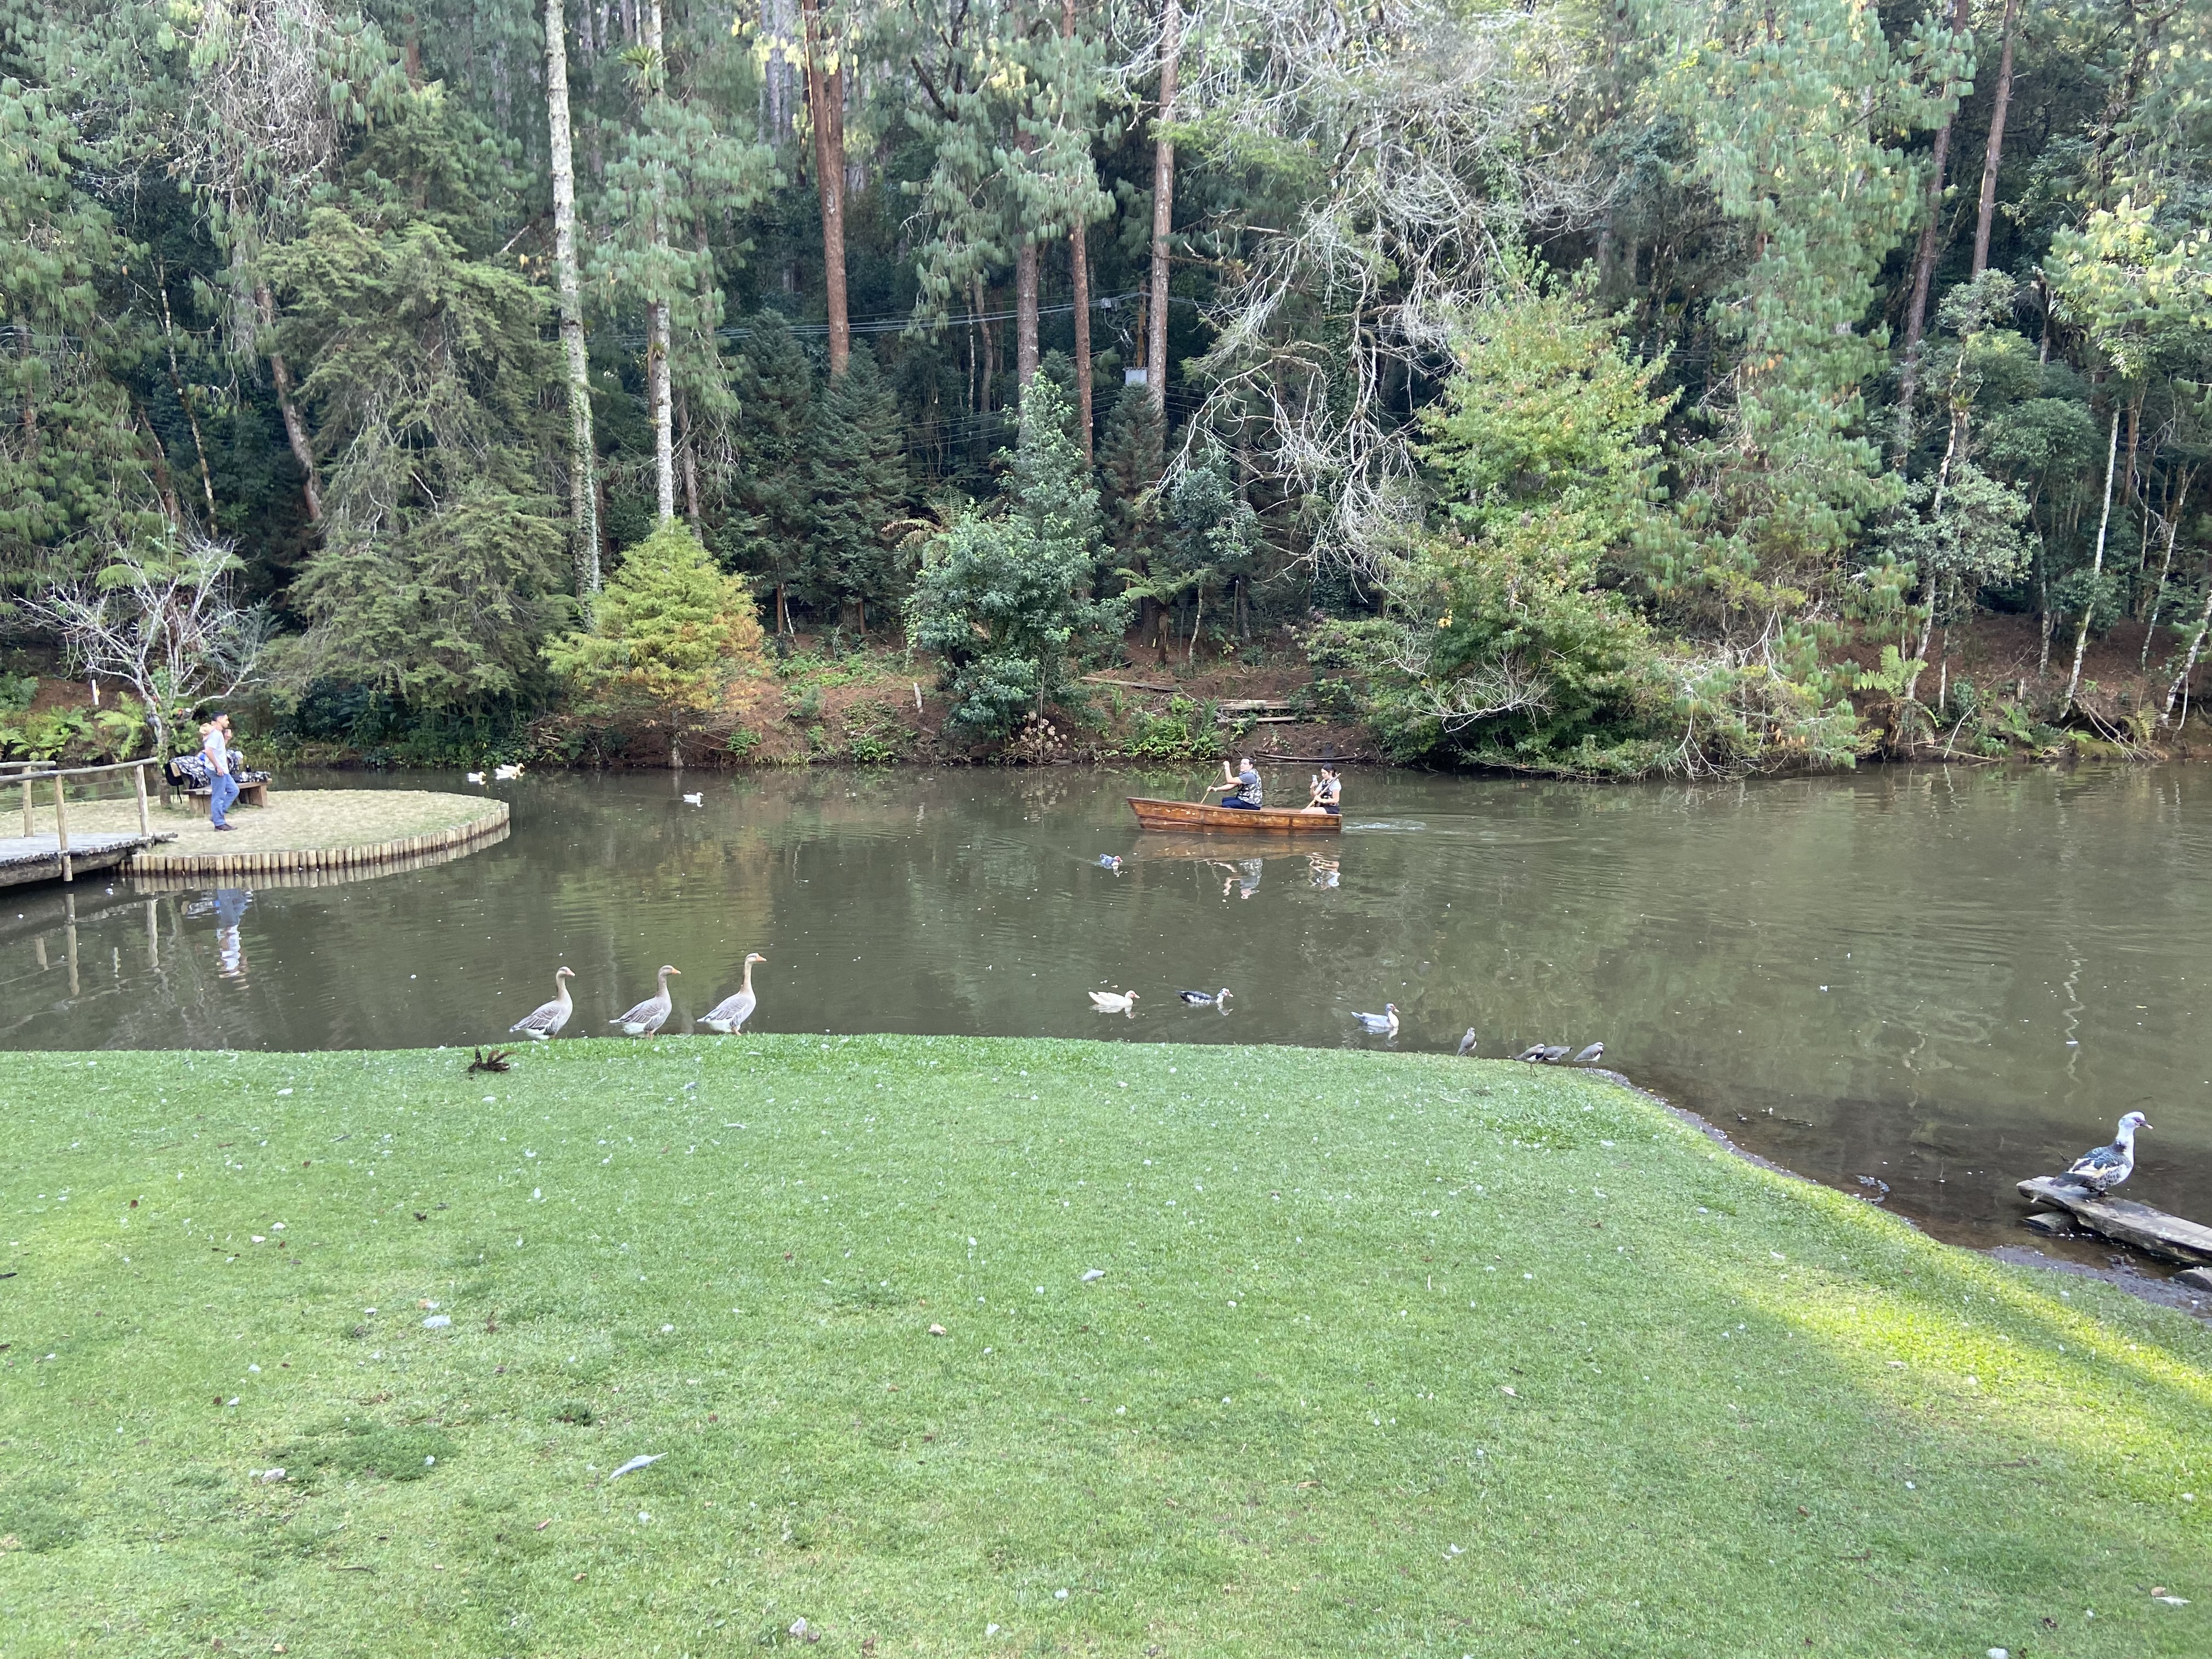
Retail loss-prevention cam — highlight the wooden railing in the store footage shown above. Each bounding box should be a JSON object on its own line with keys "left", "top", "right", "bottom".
{"left": 2, "top": 757, "right": 156, "bottom": 883}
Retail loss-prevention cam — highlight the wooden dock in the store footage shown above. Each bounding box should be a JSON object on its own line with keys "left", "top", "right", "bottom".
{"left": 0, "top": 830, "right": 171, "bottom": 888}
{"left": 2017, "top": 1175, "right": 2212, "bottom": 1266}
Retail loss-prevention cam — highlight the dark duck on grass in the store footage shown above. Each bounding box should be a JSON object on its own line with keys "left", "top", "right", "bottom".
{"left": 2063, "top": 1110, "right": 2150, "bottom": 1194}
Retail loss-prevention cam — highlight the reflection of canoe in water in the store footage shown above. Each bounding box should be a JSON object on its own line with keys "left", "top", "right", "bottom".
{"left": 1126, "top": 797, "right": 1342, "bottom": 833}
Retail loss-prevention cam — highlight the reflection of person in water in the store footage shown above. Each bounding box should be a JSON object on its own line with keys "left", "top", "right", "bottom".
{"left": 213, "top": 887, "right": 251, "bottom": 981}
{"left": 1212, "top": 858, "right": 1262, "bottom": 900}
{"left": 1308, "top": 854, "right": 1340, "bottom": 889}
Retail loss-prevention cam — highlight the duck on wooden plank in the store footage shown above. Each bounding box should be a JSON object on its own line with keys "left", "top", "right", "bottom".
{"left": 509, "top": 966, "right": 575, "bottom": 1040}
{"left": 611, "top": 966, "right": 680, "bottom": 1036}
{"left": 2062, "top": 1111, "right": 2150, "bottom": 1194}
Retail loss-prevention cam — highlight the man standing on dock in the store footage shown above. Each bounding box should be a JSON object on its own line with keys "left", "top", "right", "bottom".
{"left": 202, "top": 714, "right": 238, "bottom": 832}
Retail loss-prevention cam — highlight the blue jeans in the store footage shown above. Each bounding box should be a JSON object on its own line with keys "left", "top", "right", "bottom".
{"left": 208, "top": 771, "right": 240, "bottom": 827}
{"left": 1221, "top": 795, "right": 1261, "bottom": 809}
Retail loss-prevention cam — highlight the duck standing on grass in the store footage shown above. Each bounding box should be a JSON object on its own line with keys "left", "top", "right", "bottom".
{"left": 2064, "top": 1111, "right": 2151, "bottom": 1194}
{"left": 701, "top": 953, "right": 767, "bottom": 1033}
{"left": 509, "top": 966, "right": 575, "bottom": 1040}
{"left": 611, "top": 966, "right": 680, "bottom": 1037}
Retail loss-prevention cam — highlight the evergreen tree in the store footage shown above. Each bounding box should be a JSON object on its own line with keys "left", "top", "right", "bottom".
{"left": 718, "top": 312, "right": 816, "bottom": 631}
{"left": 806, "top": 345, "right": 911, "bottom": 631}
{"left": 544, "top": 518, "right": 766, "bottom": 761}
{"left": 906, "top": 376, "right": 1122, "bottom": 735}
{"left": 267, "top": 202, "right": 566, "bottom": 716}
{"left": 1097, "top": 381, "right": 1165, "bottom": 650}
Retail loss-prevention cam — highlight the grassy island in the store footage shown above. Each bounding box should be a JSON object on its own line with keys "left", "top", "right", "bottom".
{"left": 0, "top": 1039, "right": 2204, "bottom": 1656}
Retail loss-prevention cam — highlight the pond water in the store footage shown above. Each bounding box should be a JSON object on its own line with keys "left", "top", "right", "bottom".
{"left": 4, "top": 763, "right": 2207, "bottom": 1255}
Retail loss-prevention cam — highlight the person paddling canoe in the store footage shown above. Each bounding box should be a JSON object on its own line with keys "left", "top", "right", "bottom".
{"left": 1306, "top": 764, "right": 1341, "bottom": 815}
{"left": 1206, "top": 757, "right": 1264, "bottom": 810}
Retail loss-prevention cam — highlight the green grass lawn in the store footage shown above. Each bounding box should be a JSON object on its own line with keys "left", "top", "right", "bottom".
{"left": 18, "top": 788, "right": 499, "bottom": 856}
{"left": 1, "top": 1038, "right": 2205, "bottom": 1657}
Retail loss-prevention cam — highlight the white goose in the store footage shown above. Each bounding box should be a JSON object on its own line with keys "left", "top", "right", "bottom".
{"left": 2064, "top": 1111, "right": 2150, "bottom": 1194}
{"left": 610, "top": 966, "right": 680, "bottom": 1037}
{"left": 494, "top": 763, "right": 524, "bottom": 780}
{"left": 1353, "top": 1003, "right": 1399, "bottom": 1036}
{"left": 509, "top": 966, "right": 575, "bottom": 1040}
{"left": 1087, "top": 989, "right": 1139, "bottom": 1015}
{"left": 701, "top": 953, "right": 766, "bottom": 1033}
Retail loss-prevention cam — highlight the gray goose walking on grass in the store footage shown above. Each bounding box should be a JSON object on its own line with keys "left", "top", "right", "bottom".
{"left": 509, "top": 966, "right": 575, "bottom": 1040}
{"left": 701, "top": 953, "right": 766, "bottom": 1034}
{"left": 2064, "top": 1110, "right": 2150, "bottom": 1194}
{"left": 611, "top": 966, "right": 680, "bottom": 1037}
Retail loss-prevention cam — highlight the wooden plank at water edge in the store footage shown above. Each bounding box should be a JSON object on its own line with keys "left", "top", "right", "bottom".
{"left": 1126, "top": 797, "right": 1341, "bottom": 834}
{"left": 2017, "top": 1176, "right": 2212, "bottom": 1265}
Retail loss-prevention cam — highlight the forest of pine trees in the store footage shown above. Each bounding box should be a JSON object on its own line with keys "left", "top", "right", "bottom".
{"left": 3, "top": 0, "right": 2211, "bottom": 774}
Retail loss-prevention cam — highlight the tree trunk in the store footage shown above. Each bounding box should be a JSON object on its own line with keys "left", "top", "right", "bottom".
{"left": 1970, "top": 0, "right": 2021, "bottom": 276}
{"left": 1146, "top": 0, "right": 1180, "bottom": 417}
{"left": 159, "top": 274, "right": 218, "bottom": 521}
{"left": 2065, "top": 407, "right": 2123, "bottom": 713}
{"left": 1892, "top": 0, "right": 1970, "bottom": 461}
{"left": 2164, "top": 564, "right": 2212, "bottom": 723}
{"left": 678, "top": 387, "right": 702, "bottom": 524}
{"left": 544, "top": 0, "right": 600, "bottom": 592}
{"left": 254, "top": 283, "right": 321, "bottom": 524}
{"left": 802, "top": 0, "right": 850, "bottom": 379}
{"left": 644, "top": 0, "right": 675, "bottom": 523}
{"left": 2144, "top": 465, "right": 2191, "bottom": 670}
{"left": 1064, "top": 0, "right": 1093, "bottom": 465}
{"left": 1014, "top": 238, "right": 1040, "bottom": 387}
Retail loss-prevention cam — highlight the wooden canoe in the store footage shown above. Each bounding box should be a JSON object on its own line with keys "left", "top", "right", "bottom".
{"left": 1126, "top": 797, "right": 1342, "bottom": 833}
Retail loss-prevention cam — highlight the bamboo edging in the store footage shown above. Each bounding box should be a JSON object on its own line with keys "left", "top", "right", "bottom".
{"left": 127, "top": 800, "right": 510, "bottom": 878}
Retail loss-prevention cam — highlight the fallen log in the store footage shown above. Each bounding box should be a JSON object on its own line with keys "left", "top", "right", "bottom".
{"left": 2016, "top": 1175, "right": 2212, "bottom": 1266}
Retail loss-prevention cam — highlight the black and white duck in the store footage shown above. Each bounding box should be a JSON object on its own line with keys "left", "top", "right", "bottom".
{"left": 509, "top": 966, "right": 575, "bottom": 1040}
{"left": 700, "top": 953, "right": 766, "bottom": 1034}
{"left": 1177, "top": 988, "right": 1233, "bottom": 1008}
{"left": 1353, "top": 1004, "right": 1400, "bottom": 1036}
{"left": 2064, "top": 1111, "right": 2151, "bottom": 1193}
{"left": 611, "top": 966, "right": 680, "bottom": 1037}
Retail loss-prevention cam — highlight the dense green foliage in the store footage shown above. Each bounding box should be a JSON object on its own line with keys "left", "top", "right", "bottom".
{"left": 1, "top": 1037, "right": 2205, "bottom": 1653}
{"left": 3, "top": 0, "right": 2211, "bottom": 769}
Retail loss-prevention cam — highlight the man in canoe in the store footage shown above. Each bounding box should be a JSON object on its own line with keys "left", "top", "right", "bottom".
{"left": 1206, "top": 757, "right": 1264, "bottom": 810}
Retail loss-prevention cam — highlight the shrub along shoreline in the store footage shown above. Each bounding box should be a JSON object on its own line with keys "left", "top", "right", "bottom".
{"left": 1, "top": 1036, "right": 2205, "bottom": 1655}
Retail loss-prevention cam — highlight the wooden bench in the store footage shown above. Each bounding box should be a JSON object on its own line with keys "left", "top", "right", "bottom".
{"left": 179, "top": 780, "right": 270, "bottom": 818}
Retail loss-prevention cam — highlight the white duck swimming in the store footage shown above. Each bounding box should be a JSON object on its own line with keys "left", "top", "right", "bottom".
{"left": 2064, "top": 1110, "right": 2150, "bottom": 1194}
{"left": 1353, "top": 1003, "right": 1399, "bottom": 1036}
{"left": 1087, "top": 989, "right": 1139, "bottom": 1015}
{"left": 611, "top": 966, "right": 680, "bottom": 1037}
{"left": 494, "top": 764, "right": 524, "bottom": 780}
{"left": 508, "top": 966, "right": 575, "bottom": 1040}
{"left": 466, "top": 770, "right": 486, "bottom": 785}
{"left": 701, "top": 953, "right": 766, "bottom": 1033}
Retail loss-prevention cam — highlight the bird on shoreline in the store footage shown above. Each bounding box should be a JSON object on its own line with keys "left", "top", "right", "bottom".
{"left": 701, "top": 953, "right": 766, "bottom": 1033}
{"left": 611, "top": 966, "right": 680, "bottom": 1037}
{"left": 1177, "top": 988, "right": 1232, "bottom": 1008}
{"left": 1457, "top": 1028, "right": 1479, "bottom": 1057}
{"left": 509, "top": 966, "right": 575, "bottom": 1040}
{"left": 1088, "top": 989, "right": 1139, "bottom": 1015}
{"left": 2064, "top": 1110, "right": 2150, "bottom": 1194}
{"left": 1353, "top": 1005, "right": 1399, "bottom": 1036}
{"left": 1571, "top": 1042, "right": 1605, "bottom": 1064}
{"left": 1515, "top": 1044, "right": 1570, "bottom": 1064}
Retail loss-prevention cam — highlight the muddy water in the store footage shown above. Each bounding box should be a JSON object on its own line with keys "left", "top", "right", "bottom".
{"left": 3, "top": 763, "right": 2205, "bottom": 1253}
